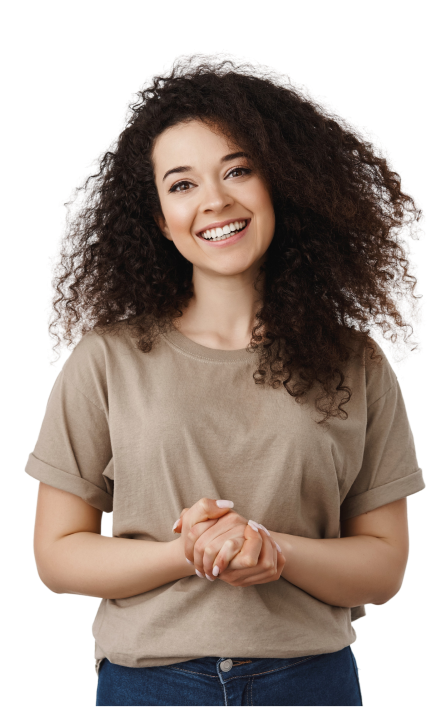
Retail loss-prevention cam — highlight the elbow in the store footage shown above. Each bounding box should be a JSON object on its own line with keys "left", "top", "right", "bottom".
{"left": 35, "top": 555, "right": 64, "bottom": 595}
{"left": 372, "top": 548, "right": 408, "bottom": 606}
{"left": 36, "top": 567, "right": 63, "bottom": 594}
{"left": 371, "top": 578, "right": 404, "bottom": 606}
{"left": 37, "top": 571, "right": 63, "bottom": 594}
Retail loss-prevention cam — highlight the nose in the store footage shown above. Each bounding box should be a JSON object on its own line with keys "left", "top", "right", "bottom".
{"left": 200, "top": 179, "right": 234, "bottom": 214}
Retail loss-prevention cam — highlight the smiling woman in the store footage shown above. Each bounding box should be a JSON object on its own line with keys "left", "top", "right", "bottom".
{"left": 47, "top": 55, "right": 425, "bottom": 424}
{"left": 25, "top": 56, "right": 425, "bottom": 706}
{"left": 46, "top": 56, "right": 422, "bottom": 406}
{"left": 151, "top": 118, "right": 276, "bottom": 348}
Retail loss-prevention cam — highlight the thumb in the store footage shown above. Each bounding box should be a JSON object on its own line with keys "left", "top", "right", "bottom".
{"left": 172, "top": 507, "right": 189, "bottom": 534}
{"left": 226, "top": 520, "right": 262, "bottom": 571}
{"left": 241, "top": 520, "right": 264, "bottom": 556}
{"left": 245, "top": 520, "right": 263, "bottom": 541}
{"left": 172, "top": 499, "right": 234, "bottom": 533}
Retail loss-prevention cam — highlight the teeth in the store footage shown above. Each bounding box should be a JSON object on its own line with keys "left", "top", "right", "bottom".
{"left": 200, "top": 220, "right": 247, "bottom": 240}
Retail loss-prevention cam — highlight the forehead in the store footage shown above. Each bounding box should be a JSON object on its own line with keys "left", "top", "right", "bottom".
{"left": 152, "top": 120, "right": 239, "bottom": 173}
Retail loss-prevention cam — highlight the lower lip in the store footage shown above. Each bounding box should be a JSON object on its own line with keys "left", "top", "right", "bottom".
{"left": 197, "top": 220, "right": 251, "bottom": 247}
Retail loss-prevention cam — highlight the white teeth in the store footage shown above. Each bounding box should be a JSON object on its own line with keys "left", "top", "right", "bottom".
{"left": 200, "top": 220, "right": 247, "bottom": 240}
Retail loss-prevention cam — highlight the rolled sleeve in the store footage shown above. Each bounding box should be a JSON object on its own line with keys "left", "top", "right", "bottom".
{"left": 340, "top": 379, "right": 425, "bottom": 521}
{"left": 25, "top": 366, "right": 114, "bottom": 512}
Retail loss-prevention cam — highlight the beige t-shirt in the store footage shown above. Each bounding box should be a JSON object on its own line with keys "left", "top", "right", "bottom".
{"left": 25, "top": 324, "right": 425, "bottom": 673}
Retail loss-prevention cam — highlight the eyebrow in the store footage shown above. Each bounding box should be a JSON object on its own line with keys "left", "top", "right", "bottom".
{"left": 162, "top": 152, "right": 249, "bottom": 182}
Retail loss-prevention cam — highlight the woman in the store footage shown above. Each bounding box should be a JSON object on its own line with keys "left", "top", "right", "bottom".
{"left": 26, "top": 58, "right": 425, "bottom": 706}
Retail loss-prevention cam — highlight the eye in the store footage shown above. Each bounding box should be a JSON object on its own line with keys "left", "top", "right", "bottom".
{"left": 227, "top": 167, "right": 251, "bottom": 176}
{"left": 169, "top": 181, "right": 191, "bottom": 193}
{"left": 169, "top": 167, "right": 252, "bottom": 193}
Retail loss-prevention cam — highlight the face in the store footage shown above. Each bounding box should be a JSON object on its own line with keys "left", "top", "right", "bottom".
{"left": 152, "top": 120, "right": 275, "bottom": 278}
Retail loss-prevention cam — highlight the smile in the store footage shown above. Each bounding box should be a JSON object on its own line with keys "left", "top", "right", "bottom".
{"left": 197, "top": 219, "right": 250, "bottom": 242}
{"left": 198, "top": 219, "right": 251, "bottom": 248}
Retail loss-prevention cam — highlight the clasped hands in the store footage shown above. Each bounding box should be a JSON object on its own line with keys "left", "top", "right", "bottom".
{"left": 172, "top": 497, "right": 286, "bottom": 587}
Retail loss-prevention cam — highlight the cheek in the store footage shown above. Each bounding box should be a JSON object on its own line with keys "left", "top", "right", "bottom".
{"left": 250, "top": 183, "right": 275, "bottom": 230}
{"left": 168, "top": 208, "right": 194, "bottom": 236}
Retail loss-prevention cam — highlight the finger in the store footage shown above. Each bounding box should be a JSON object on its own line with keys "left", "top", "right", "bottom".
{"left": 182, "top": 498, "right": 236, "bottom": 565}
{"left": 184, "top": 512, "right": 248, "bottom": 578}
{"left": 184, "top": 519, "right": 218, "bottom": 566}
{"left": 188, "top": 497, "right": 235, "bottom": 527}
{"left": 201, "top": 531, "right": 246, "bottom": 581}
{"left": 243, "top": 547, "right": 286, "bottom": 586}
{"left": 237, "top": 534, "right": 279, "bottom": 586}
{"left": 172, "top": 509, "right": 188, "bottom": 533}
{"left": 172, "top": 508, "right": 240, "bottom": 534}
{"left": 192, "top": 519, "right": 247, "bottom": 575}
{"left": 217, "top": 522, "right": 263, "bottom": 575}
{"left": 173, "top": 498, "right": 234, "bottom": 535}
{"left": 223, "top": 528, "right": 276, "bottom": 584}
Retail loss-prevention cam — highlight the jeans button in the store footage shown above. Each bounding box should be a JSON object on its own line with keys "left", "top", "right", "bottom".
{"left": 220, "top": 659, "right": 233, "bottom": 672}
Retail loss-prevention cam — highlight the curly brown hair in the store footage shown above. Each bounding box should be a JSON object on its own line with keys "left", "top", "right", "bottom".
{"left": 49, "top": 56, "right": 422, "bottom": 423}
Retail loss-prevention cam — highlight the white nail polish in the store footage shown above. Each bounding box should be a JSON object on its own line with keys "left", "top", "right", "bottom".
{"left": 205, "top": 574, "right": 214, "bottom": 581}
{"left": 275, "top": 542, "right": 282, "bottom": 553}
{"left": 216, "top": 500, "right": 234, "bottom": 508}
{"left": 185, "top": 558, "right": 193, "bottom": 564}
{"left": 172, "top": 518, "right": 180, "bottom": 531}
{"left": 258, "top": 524, "right": 271, "bottom": 536}
{"left": 212, "top": 565, "right": 220, "bottom": 576}
{"left": 195, "top": 569, "right": 205, "bottom": 578}
{"left": 248, "top": 520, "right": 259, "bottom": 532}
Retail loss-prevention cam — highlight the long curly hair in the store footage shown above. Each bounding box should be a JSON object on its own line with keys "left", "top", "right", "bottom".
{"left": 49, "top": 56, "right": 422, "bottom": 423}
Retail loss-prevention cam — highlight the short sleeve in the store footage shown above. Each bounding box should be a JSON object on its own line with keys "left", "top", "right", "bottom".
{"left": 340, "top": 362, "right": 425, "bottom": 521}
{"left": 25, "top": 335, "right": 114, "bottom": 512}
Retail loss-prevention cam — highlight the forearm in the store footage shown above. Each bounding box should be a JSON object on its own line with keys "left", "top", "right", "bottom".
{"left": 39, "top": 534, "right": 195, "bottom": 599}
{"left": 270, "top": 531, "right": 402, "bottom": 608}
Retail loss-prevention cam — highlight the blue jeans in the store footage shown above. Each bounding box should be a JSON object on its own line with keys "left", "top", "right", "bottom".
{"left": 96, "top": 645, "right": 363, "bottom": 706}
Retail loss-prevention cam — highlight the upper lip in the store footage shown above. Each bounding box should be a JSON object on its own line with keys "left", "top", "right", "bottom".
{"left": 195, "top": 217, "right": 250, "bottom": 236}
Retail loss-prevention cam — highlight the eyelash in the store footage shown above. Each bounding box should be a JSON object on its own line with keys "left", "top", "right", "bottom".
{"left": 169, "top": 166, "right": 252, "bottom": 193}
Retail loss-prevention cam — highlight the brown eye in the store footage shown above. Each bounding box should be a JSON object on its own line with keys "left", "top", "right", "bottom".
{"left": 226, "top": 167, "right": 252, "bottom": 179}
{"left": 169, "top": 167, "right": 252, "bottom": 194}
{"left": 169, "top": 181, "right": 191, "bottom": 192}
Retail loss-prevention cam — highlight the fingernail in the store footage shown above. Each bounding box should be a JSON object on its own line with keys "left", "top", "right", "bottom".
{"left": 172, "top": 518, "right": 180, "bottom": 531}
{"left": 248, "top": 520, "right": 259, "bottom": 532}
{"left": 205, "top": 574, "right": 214, "bottom": 581}
{"left": 185, "top": 558, "right": 193, "bottom": 565}
{"left": 212, "top": 565, "right": 220, "bottom": 576}
{"left": 216, "top": 500, "right": 234, "bottom": 508}
{"left": 275, "top": 542, "right": 282, "bottom": 553}
{"left": 195, "top": 569, "right": 205, "bottom": 578}
{"left": 258, "top": 524, "right": 271, "bottom": 536}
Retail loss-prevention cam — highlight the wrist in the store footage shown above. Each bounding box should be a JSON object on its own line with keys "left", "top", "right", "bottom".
{"left": 170, "top": 535, "right": 196, "bottom": 577}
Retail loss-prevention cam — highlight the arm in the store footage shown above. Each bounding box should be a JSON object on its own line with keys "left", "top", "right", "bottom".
{"left": 46, "top": 533, "right": 192, "bottom": 599}
{"left": 267, "top": 498, "right": 409, "bottom": 608}
{"left": 34, "top": 483, "right": 196, "bottom": 599}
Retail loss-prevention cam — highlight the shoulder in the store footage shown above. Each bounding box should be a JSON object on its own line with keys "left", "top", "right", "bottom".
{"left": 341, "top": 329, "right": 397, "bottom": 405}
